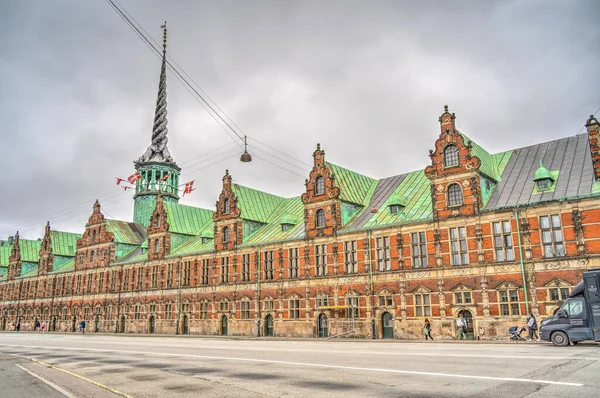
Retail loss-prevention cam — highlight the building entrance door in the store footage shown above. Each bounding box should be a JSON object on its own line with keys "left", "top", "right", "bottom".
{"left": 265, "top": 314, "right": 274, "bottom": 336}
{"left": 221, "top": 315, "right": 228, "bottom": 336}
{"left": 382, "top": 312, "right": 394, "bottom": 339}
{"left": 182, "top": 315, "right": 189, "bottom": 335}
{"left": 458, "top": 309, "right": 474, "bottom": 339}
{"left": 94, "top": 315, "right": 100, "bottom": 333}
{"left": 318, "top": 313, "right": 328, "bottom": 338}
{"left": 1, "top": 316, "right": 6, "bottom": 331}
{"left": 50, "top": 316, "right": 56, "bottom": 332}
{"left": 120, "top": 316, "right": 126, "bottom": 333}
{"left": 149, "top": 316, "right": 155, "bottom": 334}
{"left": 71, "top": 317, "right": 77, "bottom": 332}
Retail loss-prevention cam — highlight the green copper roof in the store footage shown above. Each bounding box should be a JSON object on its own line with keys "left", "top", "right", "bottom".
{"left": 105, "top": 220, "right": 146, "bottom": 245}
{"left": 200, "top": 229, "right": 214, "bottom": 238}
{"left": 460, "top": 132, "right": 512, "bottom": 181}
{"left": 170, "top": 233, "right": 214, "bottom": 256}
{"left": 280, "top": 214, "right": 299, "bottom": 225}
{"left": 534, "top": 160, "right": 554, "bottom": 181}
{"left": 164, "top": 202, "right": 214, "bottom": 235}
{"left": 0, "top": 241, "right": 9, "bottom": 267}
{"left": 0, "top": 266, "right": 7, "bottom": 281}
{"left": 20, "top": 264, "right": 39, "bottom": 278}
{"left": 50, "top": 231, "right": 81, "bottom": 256}
{"left": 327, "top": 162, "right": 377, "bottom": 206}
{"left": 232, "top": 184, "right": 285, "bottom": 223}
{"left": 241, "top": 196, "right": 305, "bottom": 246}
{"left": 388, "top": 193, "right": 408, "bottom": 207}
{"left": 50, "top": 258, "right": 75, "bottom": 274}
{"left": 19, "top": 239, "right": 41, "bottom": 263}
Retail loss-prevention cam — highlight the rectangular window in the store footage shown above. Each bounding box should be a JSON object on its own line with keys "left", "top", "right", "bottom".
{"left": 134, "top": 304, "right": 141, "bottom": 320}
{"left": 346, "top": 295, "right": 359, "bottom": 318}
{"left": 149, "top": 303, "right": 156, "bottom": 313}
{"left": 289, "top": 299, "right": 300, "bottom": 319}
{"left": 181, "top": 302, "right": 190, "bottom": 313}
{"left": 86, "top": 275, "right": 92, "bottom": 293}
{"left": 220, "top": 300, "right": 229, "bottom": 312}
{"left": 315, "top": 244, "right": 327, "bottom": 276}
{"left": 316, "top": 295, "right": 329, "bottom": 308}
{"left": 414, "top": 293, "right": 431, "bottom": 317}
{"left": 411, "top": 232, "right": 428, "bottom": 268}
{"left": 289, "top": 248, "right": 299, "bottom": 278}
{"left": 110, "top": 270, "right": 117, "bottom": 291}
{"left": 151, "top": 265, "right": 158, "bottom": 288}
{"left": 221, "top": 257, "right": 229, "bottom": 284}
{"left": 200, "top": 302, "right": 208, "bottom": 319}
{"left": 165, "top": 303, "right": 172, "bottom": 319}
{"left": 183, "top": 261, "right": 191, "bottom": 286}
{"left": 122, "top": 270, "right": 128, "bottom": 291}
{"left": 166, "top": 264, "right": 174, "bottom": 288}
{"left": 76, "top": 275, "right": 82, "bottom": 294}
{"left": 376, "top": 237, "right": 391, "bottom": 271}
{"left": 499, "top": 289, "right": 521, "bottom": 316}
{"left": 454, "top": 291, "right": 472, "bottom": 304}
{"left": 549, "top": 287, "right": 570, "bottom": 302}
{"left": 264, "top": 251, "right": 274, "bottom": 280}
{"left": 201, "top": 259, "right": 210, "bottom": 285}
{"left": 378, "top": 295, "right": 393, "bottom": 307}
{"left": 344, "top": 241, "right": 358, "bottom": 273}
{"left": 264, "top": 300, "right": 274, "bottom": 310}
{"left": 136, "top": 269, "right": 142, "bottom": 290}
{"left": 492, "top": 221, "right": 514, "bottom": 261}
{"left": 449, "top": 227, "right": 468, "bottom": 266}
{"left": 540, "top": 215, "right": 565, "bottom": 258}
{"left": 242, "top": 254, "right": 251, "bottom": 281}
{"left": 240, "top": 301, "right": 251, "bottom": 320}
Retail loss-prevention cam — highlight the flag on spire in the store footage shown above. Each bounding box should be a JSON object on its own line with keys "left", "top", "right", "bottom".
{"left": 158, "top": 174, "right": 170, "bottom": 182}
{"left": 182, "top": 181, "right": 195, "bottom": 196}
{"left": 128, "top": 172, "right": 142, "bottom": 184}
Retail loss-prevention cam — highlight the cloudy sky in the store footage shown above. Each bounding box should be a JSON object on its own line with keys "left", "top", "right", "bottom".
{"left": 1, "top": 0, "right": 598, "bottom": 240}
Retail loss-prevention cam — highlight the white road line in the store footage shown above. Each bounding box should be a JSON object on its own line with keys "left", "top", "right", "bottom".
{"left": 0, "top": 343, "right": 584, "bottom": 387}
{"left": 14, "top": 363, "right": 78, "bottom": 398}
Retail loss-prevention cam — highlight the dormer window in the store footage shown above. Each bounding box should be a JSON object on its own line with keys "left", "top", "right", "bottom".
{"left": 316, "top": 209, "right": 326, "bottom": 228}
{"left": 223, "top": 226, "right": 230, "bottom": 243}
{"left": 447, "top": 184, "right": 463, "bottom": 207}
{"left": 280, "top": 214, "right": 297, "bottom": 232}
{"left": 533, "top": 161, "right": 555, "bottom": 192}
{"left": 315, "top": 176, "right": 325, "bottom": 195}
{"left": 387, "top": 193, "right": 407, "bottom": 214}
{"left": 390, "top": 205, "right": 401, "bottom": 214}
{"left": 443, "top": 145, "right": 459, "bottom": 167}
{"left": 154, "top": 238, "right": 160, "bottom": 254}
{"left": 223, "top": 198, "right": 230, "bottom": 214}
{"left": 282, "top": 224, "right": 291, "bottom": 232}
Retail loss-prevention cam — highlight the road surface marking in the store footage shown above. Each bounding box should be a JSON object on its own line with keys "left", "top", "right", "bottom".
{"left": 3, "top": 344, "right": 584, "bottom": 387}
{"left": 15, "top": 363, "right": 78, "bottom": 398}
{"left": 12, "top": 354, "right": 133, "bottom": 398}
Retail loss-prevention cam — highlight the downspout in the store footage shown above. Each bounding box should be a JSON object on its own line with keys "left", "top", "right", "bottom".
{"left": 514, "top": 209, "right": 530, "bottom": 314}
{"left": 367, "top": 230, "right": 375, "bottom": 339}
{"left": 257, "top": 246, "right": 262, "bottom": 337}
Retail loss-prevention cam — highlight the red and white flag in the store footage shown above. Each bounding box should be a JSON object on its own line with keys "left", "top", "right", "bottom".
{"left": 123, "top": 186, "right": 131, "bottom": 191}
{"left": 182, "top": 181, "right": 195, "bottom": 196}
{"left": 158, "top": 174, "right": 170, "bottom": 182}
{"left": 127, "top": 172, "right": 141, "bottom": 184}
{"left": 115, "top": 177, "right": 126, "bottom": 185}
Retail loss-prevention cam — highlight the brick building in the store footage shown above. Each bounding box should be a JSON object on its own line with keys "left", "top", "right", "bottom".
{"left": 2, "top": 29, "right": 600, "bottom": 340}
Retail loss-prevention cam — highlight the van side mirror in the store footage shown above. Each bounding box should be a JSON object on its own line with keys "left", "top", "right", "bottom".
{"left": 557, "top": 309, "right": 568, "bottom": 318}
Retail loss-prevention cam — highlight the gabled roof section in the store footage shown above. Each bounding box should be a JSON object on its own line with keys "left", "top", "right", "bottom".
{"left": 485, "top": 134, "right": 596, "bottom": 209}
{"left": 241, "top": 196, "right": 305, "bottom": 246}
{"left": 49, "top": 258, "right": 75, "bottom": 274}
{"left": 20, "top": 239, "right": 42, "bottom": 263}
{"left": 345, "top": 169, "right": 432, "bottom": 230}
{"left": 105, "top": 219, "right": 147, "bottom": 245}
{"left": 19, "top": 264, "right": 39, "bottom": 278}
{"left": 232, "top": 184, "right": 285, "bottom": 223}
{"left": 0, "top": 241, "right": 9, "bottom": 267}
{"left": 50, "top": 230, "right": 81, "bottom": 256}
{"left": 0, "top": 266, "right": 7, "bottom": 280}
{"left": 326, "top": 162, "right": 377, "bottom": 206}
{"left": 163, "top": 202, "right": 213, "bottom": 235}
{"left": 459, "top": 132, "right": 511, "bottom": 181}
{"left": 170, "top": 233, "right": 215, "bottom": 256}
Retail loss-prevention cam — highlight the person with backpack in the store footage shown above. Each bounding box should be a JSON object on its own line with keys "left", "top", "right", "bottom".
{"left": 527, "top": 313, "right": 539, "bottom": 341}
{"left": 424, "top": 318, "right": 433, "bottom": 340}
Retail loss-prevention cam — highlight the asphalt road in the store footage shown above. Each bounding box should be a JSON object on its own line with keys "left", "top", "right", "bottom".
{"left": 0, "top": 333, "right": 598, "bottom": 397}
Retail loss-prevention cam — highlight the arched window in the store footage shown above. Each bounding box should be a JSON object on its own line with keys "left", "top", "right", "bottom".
{"left": 223, "top": 226, "right": 230, "bottom": 243}
{"left": 443, "top": 145, "right": 459, "bottom": 167}
{"left": 91, "top": 230, "right": 97, "bottom": 243}
{"left": 315, "top": 176, "right": 325, "bottom": 195}
{"left": 223, "top": 198, "right": 230, "bottom": 214}
{"left": 447, "top": 184, "right": 463, "bottom": 207}
{"left": 316, "top": 209, "right": 326, "bottom": 228}
{"left": 156, "top": 214, "right": 161, "bottom": 228}
{"left": 154, "top": 238, "right": 160, "bottom": 254}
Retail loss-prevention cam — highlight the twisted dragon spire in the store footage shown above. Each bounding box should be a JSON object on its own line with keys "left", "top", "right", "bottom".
{"left": 137, "top": 22, "right": 175, "bottom": 165}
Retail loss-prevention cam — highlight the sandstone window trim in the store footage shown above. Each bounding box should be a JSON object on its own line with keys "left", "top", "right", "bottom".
{"left": 223, "top": 198, "right": 231, "bottom": 214}
{"left": 376, "top": 236, "right": 391, "bottom": 271}
{"left": 199, "top": 300, "right": 209, "bottom": 319}
{"left": 411, "top": 232, "right": 428, "bottom": 268}
{"left": 220, "top": 257, "right": 230, "bottom": 284}
{"left": 316, "top": 209, "right": 326, "bottom": 228}
{"left": 414, "top": 293, "right": 431, "bottom": 317}
{"left": 201, "top": 259, "right": 210, "bottom": 285}
{"left": 449, "top": 226, "right": 468, "bottom": 266}
{"left": 289, "top": 248, "right": 299, "bottom": 278}
{"left": 223, "top": 226, "right": 230, "bottom": 243}
{"left": 315, "top": 176, "right": 325, "bottom": 195}
{"left": 346, "top": 292, "right": 359, "bottom": 318}
{"left": 264, "top": 251, "right": 274, "bottom": 280}
{"left": 315, "top": 244, "right": 327, "bottom": 276}
{"left": 447, "top": 184, "right": 463, "bottom": 207}
{"left": 242, "top": 253, "right": 252, "bottom": 281}
{"left": 492, "top": 220, "right": 514, "bottom": 262}
{"left": 220, "top": 298, "right": 229, "bottom": 312}
{"left": 316, "top": 294, "right": 329, "bottom": 308}
{"left": 498, "top": 288, "right": 521, "bottom": 316}
{"left": 240, "top": 300, "right": 251, "bottom": 320}
{"left": 443, "top": 144, "right": 459, "bottom": 168}
{"left": 344, "top": 240, "right": 358, "bottom": 273}
{"left": 288, "top": 298, "right": 300, "bottom": 319}
{"left": 539, "top": 215, "right": 565, "bottom": 258}
{"left": 264, "top": 299, "right": 274, "bottom": 311}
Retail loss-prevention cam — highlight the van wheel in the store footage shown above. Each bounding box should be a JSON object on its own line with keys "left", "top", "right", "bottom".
{"left": 551, "top": 331, "right": 569, "bottom": 347}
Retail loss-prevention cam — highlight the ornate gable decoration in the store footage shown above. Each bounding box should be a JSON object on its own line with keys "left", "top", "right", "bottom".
{"left": 425, "top": 106, "right": 481, "bottom": 179}
{"left": 213, "top": 170, "right": 241, "bottom": 222}
{"left": 38, "top": 222, "right": 54, "bottom": 276}
{"left": 9, "top": 231, "right": 20, "bottom": 262}
{"left": 148, "top": 195, "right": 169, "bottom": 234}
{"left": 301, "top": 144, "right": 340, "bottom": 204}
{"left": 40, "top": 222, "right": 52, "bottom": 254}
{"left": 77, "top": 200, "right": 114, "bottom": 249}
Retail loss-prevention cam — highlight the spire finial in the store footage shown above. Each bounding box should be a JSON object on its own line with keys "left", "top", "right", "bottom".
{"left": 161, "top": 21, "right": 167, "bottom": 55}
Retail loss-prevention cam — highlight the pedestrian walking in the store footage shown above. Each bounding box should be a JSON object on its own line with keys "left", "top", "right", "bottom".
{"left": 527, "top": 313, "right": 539, "bottom": 341}
{"left": 41, "top": 322, "right": 46, "bottom": 333}
{"left": 456, "top": 313, "right": 467, "bottom": 340}
{"left": 16, "top": 320, "right": 20, "bottom": 332}
{"left": 424, "top": 318, "right": 433, "bottom": 340}
{"left": 35, "top": 320, "right": 41, "bottom": 332}
{"left": 79, "top": 320, "right": 86, "bottom": 334}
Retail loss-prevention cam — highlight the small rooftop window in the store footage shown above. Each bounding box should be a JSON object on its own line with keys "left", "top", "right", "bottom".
{"left": 388, "top": 193, "right": 408, "bottom": 214}
{"left": 533, "top": 161, "right": 555, "bottom": 191}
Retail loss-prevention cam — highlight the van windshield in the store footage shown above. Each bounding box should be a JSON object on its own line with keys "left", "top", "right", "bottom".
{"left": 561, "top": 298, "right": 583, "bottom": 317}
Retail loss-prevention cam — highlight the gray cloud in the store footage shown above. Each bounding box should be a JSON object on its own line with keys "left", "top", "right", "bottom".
{"left": 1, "top": 0, "right": 599, "bottom": 239}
